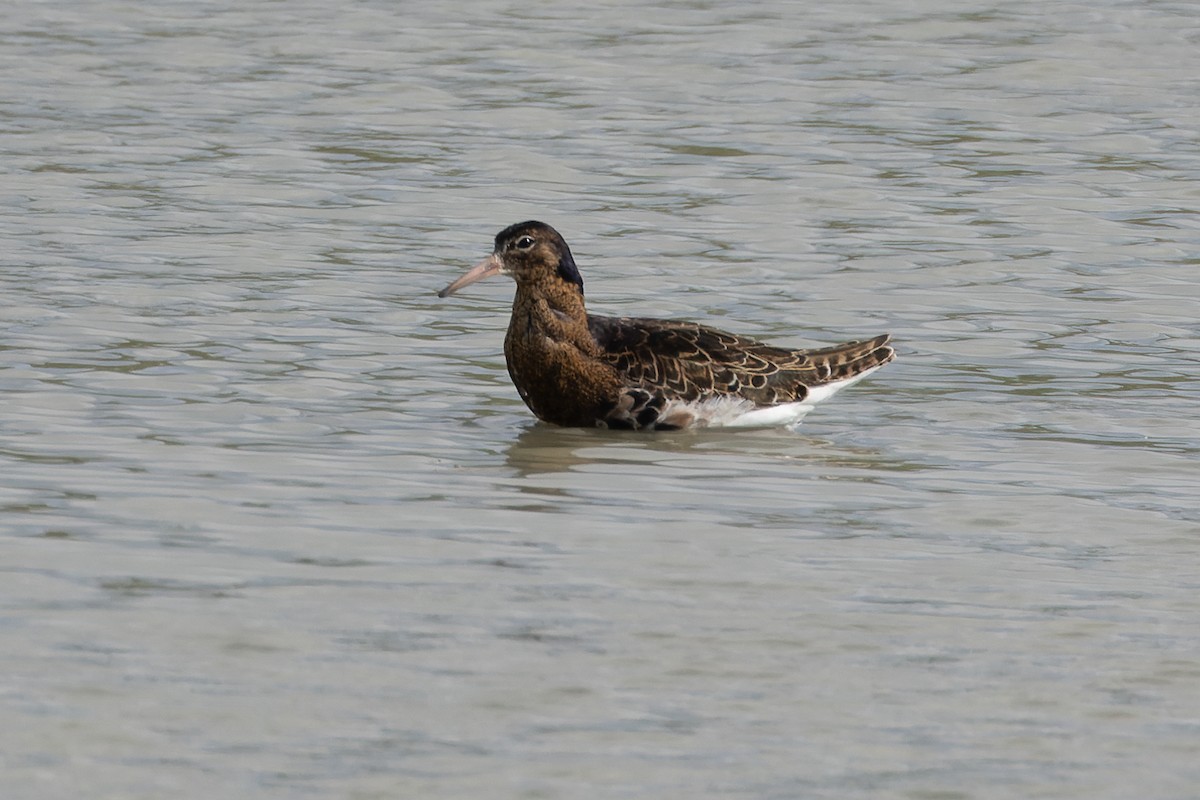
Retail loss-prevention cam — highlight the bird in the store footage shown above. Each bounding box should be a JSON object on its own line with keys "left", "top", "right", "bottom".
{"left": 438, "top": 221, "right": 894, "bottom": 431}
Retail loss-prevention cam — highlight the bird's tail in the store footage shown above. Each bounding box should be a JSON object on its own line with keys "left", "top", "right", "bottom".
{"left": 802, "top": 333, "right": 895, "bottom": 385}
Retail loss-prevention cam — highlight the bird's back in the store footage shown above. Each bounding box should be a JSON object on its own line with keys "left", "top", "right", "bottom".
{"left": 587, "top": 314, "right": 894, "bottom": 407}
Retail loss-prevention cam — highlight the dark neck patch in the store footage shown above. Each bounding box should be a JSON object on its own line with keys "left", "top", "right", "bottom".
{"left": 556, "top": 245, "right": 584, "bottom": 293}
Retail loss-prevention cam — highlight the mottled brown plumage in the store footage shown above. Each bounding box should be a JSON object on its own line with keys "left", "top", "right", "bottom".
{"left": 438, "top": 221, "right": 894, "bottom": 430}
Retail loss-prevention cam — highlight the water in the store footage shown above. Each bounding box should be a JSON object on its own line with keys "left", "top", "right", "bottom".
{"left": 3, "top": 1, "right": 1198, "bottom": 798}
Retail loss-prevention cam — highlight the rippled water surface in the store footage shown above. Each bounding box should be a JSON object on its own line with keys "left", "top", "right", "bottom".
{"left": 3, "top": 1, "right": 1198, "bottom": 798}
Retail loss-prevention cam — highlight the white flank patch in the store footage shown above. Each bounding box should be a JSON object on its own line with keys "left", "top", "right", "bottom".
{"left": 675, "top": 364, "right": 885, "bottom": 429}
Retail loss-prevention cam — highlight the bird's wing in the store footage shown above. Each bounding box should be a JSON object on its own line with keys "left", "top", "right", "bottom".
{"left": 587, "top": 314, "right": 893, "bottom": 407}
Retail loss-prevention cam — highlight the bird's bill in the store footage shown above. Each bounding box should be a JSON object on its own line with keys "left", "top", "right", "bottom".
{"left": 437, "top": 254, "right": 504, "bottom": 298}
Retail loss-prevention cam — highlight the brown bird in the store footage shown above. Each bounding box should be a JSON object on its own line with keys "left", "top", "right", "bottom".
{"left": 438, "top": 221, "right": 894, "bottom": 430}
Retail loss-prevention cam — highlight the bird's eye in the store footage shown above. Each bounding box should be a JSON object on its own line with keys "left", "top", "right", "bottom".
{"left": 515, "top": 236, "right": 536, "bottom": 250}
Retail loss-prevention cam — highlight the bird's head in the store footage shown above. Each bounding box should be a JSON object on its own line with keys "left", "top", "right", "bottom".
{"left": 438, "top": 220, "right": 584, "bottom": 298}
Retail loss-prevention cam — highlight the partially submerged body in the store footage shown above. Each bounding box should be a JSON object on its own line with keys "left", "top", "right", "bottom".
{"left": 439, "top": 221, "right": 894, "bottom": 431}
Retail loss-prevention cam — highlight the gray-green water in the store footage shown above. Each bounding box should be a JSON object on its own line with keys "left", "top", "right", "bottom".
{"left": 3, "top": 1, "right": 1198, "bottom": 798}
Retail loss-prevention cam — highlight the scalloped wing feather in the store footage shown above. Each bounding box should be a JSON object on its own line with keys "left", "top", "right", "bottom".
{"left": 588, "top": 315, "right": 893, "bottom": 408}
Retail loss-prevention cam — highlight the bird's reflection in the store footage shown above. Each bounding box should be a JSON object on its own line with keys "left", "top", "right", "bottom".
{"left": 500, "top": 419, "right": 848, "bottom": 478}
